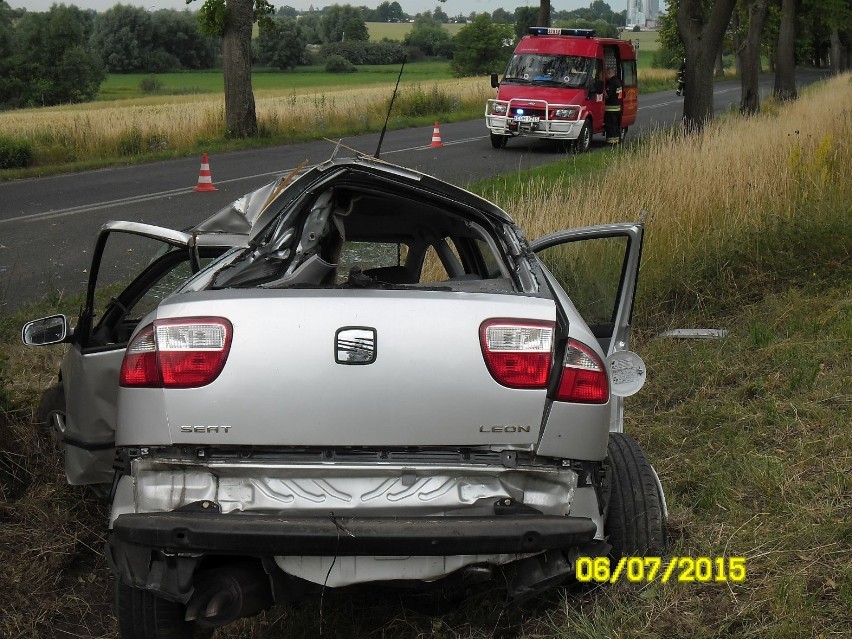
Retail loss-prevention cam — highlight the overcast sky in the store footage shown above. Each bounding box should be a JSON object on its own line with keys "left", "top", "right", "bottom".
{"left": 7, "top": 0, "right": 599, "bottom": 17}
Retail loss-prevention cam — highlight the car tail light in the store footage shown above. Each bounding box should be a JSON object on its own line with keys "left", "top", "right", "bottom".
{"left": 480, "top": 319, "right": 554, "bottom": 388}
{"left": 555, "top": 339, "right": 609, "bottom": 403}
{"left": 120, "top": 317, "right": 232, "bottom": 388}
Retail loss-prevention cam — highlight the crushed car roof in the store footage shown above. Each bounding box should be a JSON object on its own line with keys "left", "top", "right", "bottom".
{"left": 191, "top": 156, "right": 516, "bottom": 242}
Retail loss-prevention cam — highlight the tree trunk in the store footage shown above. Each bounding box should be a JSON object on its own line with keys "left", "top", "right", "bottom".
{"left": 223, "top": 0, "right": 257, "bottom": 138}
{"left": 830, "top": 28, "right": 841, "bottom": 73}
{"left": 773, "top": 0, "right": 797, "bottom": 101}
{"left": 738, "top": 0, "right": 769, "bottom": 115}
{"left": 676, "top": 0, "right": 738, "bottom": 132}
{"left": 538, "top": 0, "right": 550, "bottom": 27}
{"left": 714, "top": 50, "right": 724, "bottom": 77}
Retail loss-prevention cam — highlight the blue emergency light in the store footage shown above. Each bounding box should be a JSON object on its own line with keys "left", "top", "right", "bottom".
{"left": 528, "top": 27, "right": 596, "bottom": 38}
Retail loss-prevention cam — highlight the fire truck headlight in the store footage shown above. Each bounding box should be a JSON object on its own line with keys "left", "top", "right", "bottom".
{"left": 554, "top": 108, "right": 578, "bottom": 119}
{"left": 492, "top": 103, "right": 507, "bottom": 114}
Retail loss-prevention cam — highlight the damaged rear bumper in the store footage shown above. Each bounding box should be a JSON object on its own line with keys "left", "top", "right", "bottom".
{"left": 108, "top": 509, "right": 597, "bottom": 600}
{"left": 111, "top": 510, "right": 597, "bottom": 556}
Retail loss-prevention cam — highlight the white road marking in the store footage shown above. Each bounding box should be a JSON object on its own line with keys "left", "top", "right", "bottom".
{"left": 2, "top": 137, "right": 491, "bottom": 225}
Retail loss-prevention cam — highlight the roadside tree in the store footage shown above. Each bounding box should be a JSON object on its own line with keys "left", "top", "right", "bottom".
{"left": 451, "top": 13, "right": 513, "bottom": 77}
{"left": 191, "top": 0, "right": 275, "bottom": 139}
{"left": 675, "top": 0, "right": 738, "bottom": 131}
{"left": 773, "top": 0, "right": 796, "bottom": 100}
{"left": 538, "top": 0, "right": 551, "bottom": 27}
{"left": 818, "top": 0, "right": 851, "bottom": 72}
{"left": 256, "top": 15, "right": 305, "bottom": 70}
{"left": 732, "top": 0, "right": 770, "bottom": 114}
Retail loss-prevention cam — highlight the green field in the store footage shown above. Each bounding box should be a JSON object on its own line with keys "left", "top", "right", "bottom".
{"left": 97, "top": 61, "right": 455, "bottom": 101}
{"left": 621, "top": 29, "right": 661, "bottom": 51}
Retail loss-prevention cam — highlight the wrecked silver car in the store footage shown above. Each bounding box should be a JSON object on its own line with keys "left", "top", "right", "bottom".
{"left": 23, "top": 156, "right": 667, "bottom": 638}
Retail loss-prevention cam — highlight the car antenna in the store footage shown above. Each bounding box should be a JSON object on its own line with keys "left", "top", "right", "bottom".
{"left": 375, "top": 56, "right": 406, "bottom": 159}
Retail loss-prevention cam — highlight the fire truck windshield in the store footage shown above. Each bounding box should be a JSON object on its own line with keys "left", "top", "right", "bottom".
{"left": 503, "top": 54, "right": 593, "bottom": 88}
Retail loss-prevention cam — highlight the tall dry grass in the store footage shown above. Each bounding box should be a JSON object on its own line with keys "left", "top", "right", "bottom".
{"left": 495, "top": 73, "right": 851, "bottom": 321}
{"left": 0, "top": 78, "right": 491, "bottom": 165}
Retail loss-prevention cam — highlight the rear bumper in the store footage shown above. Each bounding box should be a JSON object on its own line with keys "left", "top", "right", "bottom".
{"left": 108, "top": 510, "right": 597, "bottom": 600}
{"left": 111, "top": 511, "right": 597, "bottom": 556}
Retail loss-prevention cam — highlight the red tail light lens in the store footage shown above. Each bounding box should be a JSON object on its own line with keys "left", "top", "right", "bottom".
{"left": 480, "top": 319, "right": 554, "bottom": 388}
{"left": 555, "top": 339, "right": 609, "bottom": 403}
{"left": 120, "top": 317, "right": 232, "bottom": 388}
{"left": 119, "top": 324, "right": 159, "bottom": 387}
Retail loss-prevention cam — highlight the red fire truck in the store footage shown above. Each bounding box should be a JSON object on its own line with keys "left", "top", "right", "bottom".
{"left": 485, "top": 28, "right": 638, "bottom": 151}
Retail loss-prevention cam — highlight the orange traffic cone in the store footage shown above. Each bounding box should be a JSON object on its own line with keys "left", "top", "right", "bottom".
{"left": 429, "top": 122, "right": 444, "bottom": 148}
{"left": 193, "top": 153, "right": 218, "bottom": 192}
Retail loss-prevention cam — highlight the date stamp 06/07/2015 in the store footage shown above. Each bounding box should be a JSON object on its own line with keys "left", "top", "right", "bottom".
{"left": 575, "top": 556, "right": 747, "bottom": 584}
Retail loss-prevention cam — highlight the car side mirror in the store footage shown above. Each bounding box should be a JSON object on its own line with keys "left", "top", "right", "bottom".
{"left": 490, "top": 73, "right": 499, "bottom": 89}
{"left": 22, "top": 314, "right": 71, "bottom": 346}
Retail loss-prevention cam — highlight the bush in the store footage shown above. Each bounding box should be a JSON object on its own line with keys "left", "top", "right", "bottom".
{"left": 0, "top": 137, "right": 34, "bottom": 169}
{"left": 116, "top": 128, "right": 143, "bottom": 156}
{"left": 320, "top": 41, "right": 406, "bottom": 66}
{"left": 632, "top": 24, "right": 641, "bottom": 32}
{"left": 138, "top": 75, "right": 164, "bottom": 94}
{"left": 324, "top": 54, "right": 357, "bottom": 73}
{"left": 651, "top": 45, "right": 683, "bottom": 69}
{"left": 395, "top": 85, "right": 458, "bottom": 116}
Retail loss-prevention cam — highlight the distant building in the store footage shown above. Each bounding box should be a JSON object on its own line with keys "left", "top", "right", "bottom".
{"left": 627, "top": 0, "right": 659, "bottom": 28}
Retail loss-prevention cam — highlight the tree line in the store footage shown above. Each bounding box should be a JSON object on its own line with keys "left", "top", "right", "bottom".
{"left": 0, "top": 0, "right": 631, "bottom": 110}
{"left": 650, "top": 0, "right": 849, "bottom": 125}
{"left": 1, "top": 0, "right": 848, "bottom": 135}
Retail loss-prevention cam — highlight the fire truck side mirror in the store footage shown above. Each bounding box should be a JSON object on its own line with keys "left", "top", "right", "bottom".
{"left": 490, "top": 73, "right": 500, "bottom": 89}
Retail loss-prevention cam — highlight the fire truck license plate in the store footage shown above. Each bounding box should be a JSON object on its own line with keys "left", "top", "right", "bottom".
{"left": 514, "top": 115, "right": 540, "bottom": 122}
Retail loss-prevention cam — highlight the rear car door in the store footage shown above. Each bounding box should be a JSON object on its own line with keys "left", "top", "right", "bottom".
{"left": 530, "top": 223, "right": 644, "bottom": 456}
{"left": 61, "top": 223, "right": 215, "bottom": 485}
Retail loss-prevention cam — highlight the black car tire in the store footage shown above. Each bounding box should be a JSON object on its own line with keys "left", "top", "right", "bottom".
{"left": 490, "top": 133, "right": 508, "bottom": 149}
{"left": 116, "top": 582, "right": 212, "bottom": 639}
{"left": 35, "top": 382, "right": 65, "bottom": 448}
{"left": 573, "top": 119, "right": 592, "bottom": 153}
{"left": 604, "top": 433, "right": 668, "bottom": 558}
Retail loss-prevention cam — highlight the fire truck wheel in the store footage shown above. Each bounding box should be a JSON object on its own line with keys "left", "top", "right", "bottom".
{"left": 573, "top": 119, "right": 592, "bottom": 153}
{"left": 490, "top": 133, "right": 509, "bottom": 149}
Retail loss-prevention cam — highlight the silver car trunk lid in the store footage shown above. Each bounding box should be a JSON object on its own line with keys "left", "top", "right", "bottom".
{"left": 123, "top": 289, "right": 556, "bottom": 448}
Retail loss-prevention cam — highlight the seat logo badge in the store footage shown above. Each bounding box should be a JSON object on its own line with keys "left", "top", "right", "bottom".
{"left": 335, "top": 327, "right": 377, "bottom": 365}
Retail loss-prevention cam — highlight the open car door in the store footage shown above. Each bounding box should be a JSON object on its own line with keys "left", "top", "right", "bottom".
{"left": 530, "top": 223, "right": 644, "bottom": 443}
{"left": 32, "top": 223, "right": 242, "bottom": 485}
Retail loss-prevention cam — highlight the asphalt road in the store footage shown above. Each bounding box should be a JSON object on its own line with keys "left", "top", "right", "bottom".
{"left": 0, "top": 70, "right": 829, "bottom": 314}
